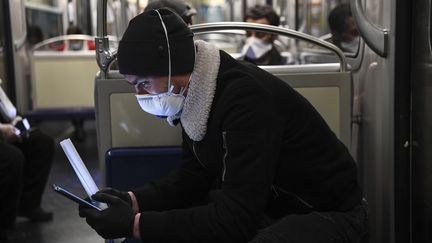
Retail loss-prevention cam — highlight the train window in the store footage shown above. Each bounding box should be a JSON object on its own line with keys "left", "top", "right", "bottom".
{"left": 290, "top": 0, "right": 359, "bottom": 56}
{"left": 187, "top": 1, "right": 358, "bottom": 65}
{"left": 25, "top": 3, "right": 63, "bottom": 44}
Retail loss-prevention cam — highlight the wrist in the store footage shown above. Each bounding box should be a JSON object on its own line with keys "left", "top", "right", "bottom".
{"left": 128, "top": 191, "right": 139, "bottom": 211}
{"left": 133, "top": 213, "right": 141, "bottom": 239}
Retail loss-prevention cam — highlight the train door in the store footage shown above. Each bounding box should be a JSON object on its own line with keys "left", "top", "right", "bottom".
{"left": 0, "top": 0, "right": 22, "bottom": 107}
{"left": 0, "top": 1, "right": 11, "bottom": 89}
{"left": 349, "top": 0, "right": 395, "bottom": 241}
{"left": 349, "top": 0, "right": 416, "bottom": 242}
{"left": 411, "top": 0, "right": 432, "bottom": 242}
{"left": 6, "top": 0, "right": 31, "bottom": 113}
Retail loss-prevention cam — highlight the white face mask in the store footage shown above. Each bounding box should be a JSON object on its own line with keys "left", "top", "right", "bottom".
{"left": 70, "top": 42, "right": 83, "bottom": 51}
{"left": 242, "top": 36, "right": 272, "bottom": 60}
{"left": 135, "top": 10, "right": 194, "bottom": 118}
{"left": 135, "top": 85, "right": 187, "bottom": 117}
{"left": 340, "top": 36, "right": 360, "bottom": 53}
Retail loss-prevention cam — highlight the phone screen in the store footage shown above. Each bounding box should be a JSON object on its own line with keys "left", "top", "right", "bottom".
{"left": 52, "top": 184, "right": 102, "bottom": 211}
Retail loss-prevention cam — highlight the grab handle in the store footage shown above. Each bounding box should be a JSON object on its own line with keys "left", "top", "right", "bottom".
{"left": 350, "top": 0, "right": 389, "bottom": 57}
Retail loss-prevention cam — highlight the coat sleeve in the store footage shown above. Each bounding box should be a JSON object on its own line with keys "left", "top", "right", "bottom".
{"left": 137, "top": 81, "right": 283, "bottom": 243}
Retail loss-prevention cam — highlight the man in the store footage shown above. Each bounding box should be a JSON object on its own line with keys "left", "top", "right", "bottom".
{"left": 79, "top": 9, "right": 368, "bottom": 243}
{"left": 0, "top": 116, "right": 54, "bottom": 243}
{"left": 144, "top": 0, "right": 196, "bottom": 25}
{"left": 328, "top": 3, "right": 360, "bottom": 53}
{"left": 241, "top": 4, "right": 286, "bottom": 65}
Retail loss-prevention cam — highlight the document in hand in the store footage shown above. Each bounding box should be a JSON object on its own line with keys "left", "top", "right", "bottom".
{"left": 60, "top": 138, "right": 107, "bottom": 208}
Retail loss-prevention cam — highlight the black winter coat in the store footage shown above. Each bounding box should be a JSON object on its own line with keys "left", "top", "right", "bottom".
{"left": 133, "top": 50, "right": 362, "bottom": 243}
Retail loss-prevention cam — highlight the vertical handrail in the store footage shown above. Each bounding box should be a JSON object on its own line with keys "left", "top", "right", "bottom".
{"left": 350, "top": 0, "right": 389, "bottom": 57}
{"left": 96, "top": 0, "right": 115, "bottom": 78}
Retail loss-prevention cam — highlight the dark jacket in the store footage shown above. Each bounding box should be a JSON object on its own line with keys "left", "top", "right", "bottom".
{"left": 133, "top": 50, "right": 362, "bottom": 243}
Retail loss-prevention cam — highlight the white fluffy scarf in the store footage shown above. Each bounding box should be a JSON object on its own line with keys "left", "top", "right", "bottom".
{"left": 179, "top": 40, "right": 220, "bottom": 141}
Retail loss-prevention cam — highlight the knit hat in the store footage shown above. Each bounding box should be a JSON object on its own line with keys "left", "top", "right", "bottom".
{"left": 117, "top": 8, "right": 195, "bottom": 77}
{"left": 144, "top": 0, "right": 197, "bottom": 25}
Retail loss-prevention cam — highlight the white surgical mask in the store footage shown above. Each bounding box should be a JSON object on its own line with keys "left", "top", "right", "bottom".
{"left": 135, "top": 85, "right": 187, "bottom": 117}
{"left": 70, "top": 42, "right": 82, "bottom": 51}
{"left": 340, "top": 36, "right": 360, "bottom": 53}
{"left": 135, "top": 10, "right": 194, "bottom": 118}
{"left": 241, "top": 36, "right": 272, "bottom": 60}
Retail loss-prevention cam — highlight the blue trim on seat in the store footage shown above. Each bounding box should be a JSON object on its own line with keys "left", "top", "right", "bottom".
{"left": 24, "top": 108, "right": 95, "bottom": 120}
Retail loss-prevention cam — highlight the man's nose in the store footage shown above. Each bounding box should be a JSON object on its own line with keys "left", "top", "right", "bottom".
{"left": 135, "top": 85, "right": 148, "bottom": 94}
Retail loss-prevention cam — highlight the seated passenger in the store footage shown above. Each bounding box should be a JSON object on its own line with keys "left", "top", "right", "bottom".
{"left": 64, "top": 25, "right": 95, "bottom": 51}
{"left": 241, "top": 4, "right": 286, "bottom": 65}
{"left": 78, "top": 9, "right": 368, "bottom": 243}
{"left": 328, "top": 3, "right": 360, "bottom": 53}
{"left": 66, "top": 25, "right": 84, "bottom": 51}
{"left": 27, "top": 25, "right": 44, "bottom": 48}
{"left": 0, "top": 93, "right": 54, "bottom": 243}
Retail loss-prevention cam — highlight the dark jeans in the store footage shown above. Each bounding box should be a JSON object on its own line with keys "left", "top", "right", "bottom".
{"left": 250, "top": 199, "right": 368, "bottom": 243}
{"left": 0, "top": 130, "right": 54, "bottom": 229}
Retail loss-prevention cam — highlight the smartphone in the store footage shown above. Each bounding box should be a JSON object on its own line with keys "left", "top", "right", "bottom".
{"left": 14, "top": 118, "right": 34, "bottom": 137}
{"left": 52, "top": 184, "right": 102, "bottom": 211}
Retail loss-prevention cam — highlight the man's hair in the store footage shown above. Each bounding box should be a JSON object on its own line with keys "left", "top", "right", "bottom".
{"left": 66, "top": 25, "right": 83, "bottom": 35}
{"left": 244, "top": 4, "right": 280, "bottom": 26}
{"left": 328, "top": 4, "right": 352, "bottom": 37}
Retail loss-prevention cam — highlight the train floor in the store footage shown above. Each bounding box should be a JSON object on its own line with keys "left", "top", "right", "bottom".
{"left": 15, "top": 120, "right": 102, "bottom": 243}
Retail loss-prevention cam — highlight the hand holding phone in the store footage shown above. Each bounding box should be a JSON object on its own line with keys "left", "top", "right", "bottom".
{"left": 14, "top": 118, "right": 33, "bottom": 138}
{"left": 52, "top": 184, "right": 102, "bottom": 211}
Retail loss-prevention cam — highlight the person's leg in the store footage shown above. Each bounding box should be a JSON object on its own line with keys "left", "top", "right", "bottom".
{"left": 15, "top": 130, "right": 54, "bottom": 220}
{"left": 0, "top": 141, "right": 24, "bottom": 229}
{"left": 251, "top": 200, "right": 368, "bottom": 243}
{"left": 0, "top": 141, "right": 26, "bottom": 242}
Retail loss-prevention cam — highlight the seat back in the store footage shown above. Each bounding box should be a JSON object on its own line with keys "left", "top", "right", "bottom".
{"left": 31, "top": 50, "right": 98, "bottom": 109}
{"left": 105, "top": 146, "right": 182, "bottom": 191}
{"left": 95, "top": 73, "right": 183, "bottom": 183}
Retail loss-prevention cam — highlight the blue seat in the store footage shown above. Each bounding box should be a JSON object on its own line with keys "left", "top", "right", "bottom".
{"left": 105, "top": 146, "right": 182, "bottom": 243}
{"left": 105, "top": 146, "right": 182, "bottom": 191}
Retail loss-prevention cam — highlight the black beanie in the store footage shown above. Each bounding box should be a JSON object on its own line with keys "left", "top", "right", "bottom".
{"left": 117, "top": 8, "right": 195, "bottom": 77}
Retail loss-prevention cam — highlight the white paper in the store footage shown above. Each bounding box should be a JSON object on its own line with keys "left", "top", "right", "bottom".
{"left": 60, "top": 138, "right": 107, "bottom": 209}
{"left": 60, "top": 138, "right": 99, "bottom": 196}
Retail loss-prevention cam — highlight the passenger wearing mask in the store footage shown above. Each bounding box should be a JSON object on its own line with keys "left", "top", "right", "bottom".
{"left": 78, "top": 9, "right": 368, "bottom": 243}
{"left": 144, "top": 0, "right": 197, "bottom": 25}
{"left": 66, "top": 25, "right": 84, "bottom": 51}
{"left": 328, "top": 3, "right": 360, "bottom": 53}
{"left": 241, "top": 4, "right": 286, "bottom": 65}
{"left": 0, "top": 84, "right": 54, "bottom": 243}
{"left": 65, "top": 25, "right": 96, "bottom": 51}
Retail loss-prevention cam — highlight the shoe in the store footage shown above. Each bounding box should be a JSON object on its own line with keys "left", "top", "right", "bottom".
{"left": 18, "top": 207, "right": 53, "bottom": 222}
{"left": 0, "top": 229, "right": 26, "bottom": 243}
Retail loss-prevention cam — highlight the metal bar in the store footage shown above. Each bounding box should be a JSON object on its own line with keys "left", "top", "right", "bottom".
{"left": 96, "top": 0, "right": 113, "bottom": 77}
{"left": 190, "top": 22, "right": 347, "bottom": 72}
{"left": 32, "top": 34, "right": 95, "bottom": 50}
{"left": 97, "top": 0, "right": 107, "bottom": 37}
